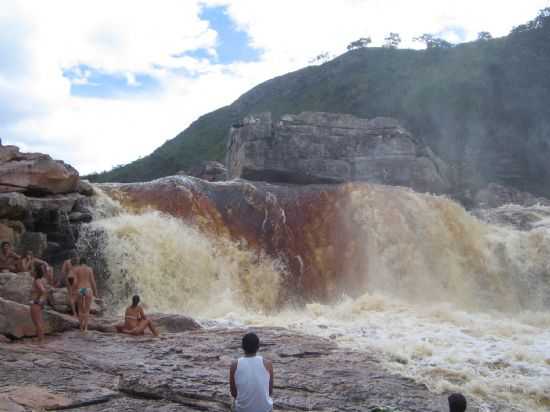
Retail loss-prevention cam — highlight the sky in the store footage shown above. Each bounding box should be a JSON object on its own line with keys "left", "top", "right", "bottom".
{"left": 1, "top": 0, "right": 549, "bottom": 175}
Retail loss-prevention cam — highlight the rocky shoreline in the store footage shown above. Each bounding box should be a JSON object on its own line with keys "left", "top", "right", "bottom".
{"left": 0, "top": 325, "right": 466, "bottom": 412}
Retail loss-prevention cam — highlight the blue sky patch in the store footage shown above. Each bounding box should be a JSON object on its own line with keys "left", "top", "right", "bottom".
{"left": 63, "top": 64, "right": 160, "bottom": 98}
{"left": 189, "top": 5, "right": 261, "bottom": 64}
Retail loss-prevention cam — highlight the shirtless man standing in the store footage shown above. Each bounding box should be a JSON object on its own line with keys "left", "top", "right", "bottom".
{"left": 0, "top": 241, "right": 20, "bottom": 273}
{"left": 72, "top": 258, "right": 98, "bottom": 332}
{"left": 63, "top": 254, "right": 80, "bottom": 316}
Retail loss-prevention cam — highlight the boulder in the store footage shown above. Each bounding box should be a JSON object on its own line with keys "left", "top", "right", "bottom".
{"left": 0, "top": 297, "right": 112, "bottom": 339}
{"left": 0, "top": 272, "right": 105, "bottom": 316}
{"left": 0, "top": 145, "right": 79, "bottom": 195}
{"left": 1, "top": 219, "right": 25, "bottom": 236}
{"left": 27, "top": 193, "right": 83, "bottom": 214}
{"left": 226, "top": 112, "right": 451, "bottom": 193}
{"left": 0, "top": 272, "right": 33, "bottom": 304}
{"left": 149, "top": 313, "right": 202, "bottom": 333}
{"left": 0, "top": 297, "right": 75, "bottom": 338}
{"left": 184, "top": 161, "right": 227, "bottom": 182}
{"left": 0, "top": 192, "right": 29, "bottom": 220}
{"left": 0, "top": 222, "right": 16, "bottom": 245}
{"left": 18, "top": 232, "right": 47, "bottom": 257}
{"left": 77, "top": 179, "right": 95, "bottom": 196}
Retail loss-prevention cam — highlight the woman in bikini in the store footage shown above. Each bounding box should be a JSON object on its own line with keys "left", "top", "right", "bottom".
{"left": 115, "top": 295, "right": 159, "bottom": 337}
{"left": 30, "top": 263, "right": 48, "bottom": 343}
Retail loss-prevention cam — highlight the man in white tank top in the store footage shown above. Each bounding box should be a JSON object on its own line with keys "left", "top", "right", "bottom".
{"left": 229, "top": 332, "right": 274, "bottom": 412}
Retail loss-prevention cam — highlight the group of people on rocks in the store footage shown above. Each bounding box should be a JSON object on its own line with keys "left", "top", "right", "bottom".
{"left": 1, "top": 240, "right": 159, "bottom": 343}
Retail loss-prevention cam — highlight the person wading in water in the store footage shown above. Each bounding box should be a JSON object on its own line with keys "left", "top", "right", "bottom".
{"left": 115, "top": 295, "right": 159, "bottom": 336}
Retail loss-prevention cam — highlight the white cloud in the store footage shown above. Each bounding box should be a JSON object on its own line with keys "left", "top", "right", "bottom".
{"left": 0, "top": 0, "right": 548, "bottom": 175}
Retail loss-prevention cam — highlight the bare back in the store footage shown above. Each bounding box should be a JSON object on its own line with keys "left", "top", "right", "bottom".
{"left": 73, "top": 264, "right": 98, "bottom": 297}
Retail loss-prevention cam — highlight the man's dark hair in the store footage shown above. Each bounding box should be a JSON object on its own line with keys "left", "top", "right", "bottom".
{"left": 34, "top": 263, "right": 46, "bottom": 279}
{"left": 132, "top": 295, "right": 140, "bottom": 307}
{"left": 80, "top": 257, "right": 87, "bottom": 265}
{"left": 448, "top": 393, "right": 467, "bottom": 412}
{"left": 242, "top": 332, "right": 260, "bottom": 355}
{"left": 1, "top": 241, "right": 10, "bottom": 248}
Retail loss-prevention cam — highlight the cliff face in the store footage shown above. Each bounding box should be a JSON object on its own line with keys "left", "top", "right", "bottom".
{"left": 226, "top": 112, "right": 450, "bottom": 194}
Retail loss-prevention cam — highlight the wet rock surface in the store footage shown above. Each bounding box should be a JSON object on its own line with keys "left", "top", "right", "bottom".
{"left": 0, "top": 327, "right": 462, "bottom": 411}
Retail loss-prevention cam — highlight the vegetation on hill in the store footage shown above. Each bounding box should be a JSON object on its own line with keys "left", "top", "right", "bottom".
{"left": 88, "top": 8, "right": 550, "bottom": 197}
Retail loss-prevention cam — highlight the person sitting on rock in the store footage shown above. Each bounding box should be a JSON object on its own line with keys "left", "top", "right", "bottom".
{"left": 29, "top": 263, "right": 48, "bottom": 344}
{"left": 229, "top": 332, "right": 273, "bottom": 412}
{"left": 72, "top": 257, "right": 98, "bottom": 332}
{"left": 63, "top": 254, "right": 80, "bottom": 316}
{"left": 0, "top": 241, "right": 20, "bottom": 273}
{"left": 115, "top": 295, "right": 159, "bottom": 337}
{"left": 448, "top": 393, "right": 467, "bottom": 412}
{"left": 20, "top": 250, "right": 55, "bottom": 286}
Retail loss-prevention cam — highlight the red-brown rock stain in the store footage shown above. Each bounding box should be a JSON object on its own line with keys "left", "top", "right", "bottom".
{"left": 101, "top": 179, "right": 371, "bottom": 303}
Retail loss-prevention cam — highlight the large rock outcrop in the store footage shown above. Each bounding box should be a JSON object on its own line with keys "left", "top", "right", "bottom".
{"left": 226, "top": 112, "right": 451, "bottom": 193}
{"left": 0, "top": 145, "right": 94, "bottom": 273}
{"left": 0, "top": 145, "right": 79, "bottom": 195}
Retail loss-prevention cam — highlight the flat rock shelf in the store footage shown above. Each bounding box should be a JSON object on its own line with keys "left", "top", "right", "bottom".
{"left": 0, "top": 326, "right": 473, "bottom": 412}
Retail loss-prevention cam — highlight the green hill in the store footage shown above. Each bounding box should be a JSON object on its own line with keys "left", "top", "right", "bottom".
{"left": 88, "top": 9, "right": 550, "bottom": 197}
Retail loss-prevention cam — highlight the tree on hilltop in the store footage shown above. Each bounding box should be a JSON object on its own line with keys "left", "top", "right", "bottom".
{"left": 347, "top": 37, "right": 372, "bottom": 51}
{"left": 309, "top": 52, "right": 332, "bottom": 65}
{"left": 413, "top": 33, "right": 453, "bottom": 49}
{"left": 477, "top": 31, "right": 493, "bottom": 41}
{"left": 383, "top": 32, "right": 402, "bottom": 48}
{"left": 512, "top": 7, "right": 550, "bottom": 33}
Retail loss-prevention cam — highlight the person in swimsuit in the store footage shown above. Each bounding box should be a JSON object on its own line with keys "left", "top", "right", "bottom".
{"left": 63, "top": 254, "right": 80, "bottom": 316}
{"left": 115, "top": 295, "right": 159, "bottom": 336}
{"left": 0, "top": 241, "right": 20, "bottom": 273}
{"left": 29, "top": 263, "right": 48, "bottom": 344}
{"left": 20, "top": 250, "right": 55, "bottom": 286}
{"left": 229, "top": 332, "right": 274, "bottom": 412}
{"left": 72, "top": 257, "right": 98, "bottom": 332}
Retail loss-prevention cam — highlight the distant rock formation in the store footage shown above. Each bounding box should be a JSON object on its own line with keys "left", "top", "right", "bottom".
{"left": 226, "top": 112, "right": 451, "bottom": 193}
